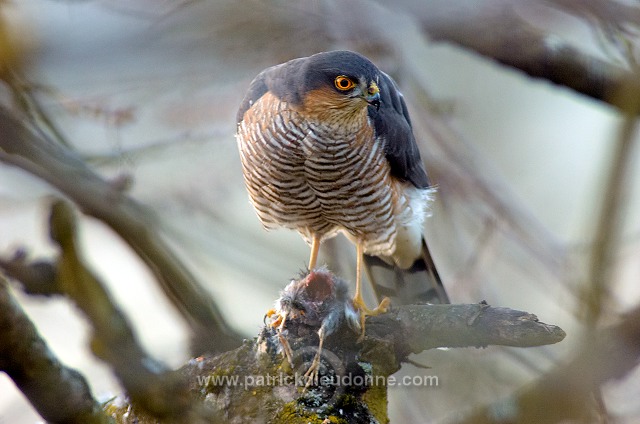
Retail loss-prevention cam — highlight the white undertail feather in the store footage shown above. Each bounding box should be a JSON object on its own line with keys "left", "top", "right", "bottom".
{"left": 384, "top": 184, "right": 436, "bottom": 269}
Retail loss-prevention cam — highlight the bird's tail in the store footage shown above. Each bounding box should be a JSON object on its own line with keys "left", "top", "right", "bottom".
{"left": 363, "top": 238, "right": 450, "bottom": 305}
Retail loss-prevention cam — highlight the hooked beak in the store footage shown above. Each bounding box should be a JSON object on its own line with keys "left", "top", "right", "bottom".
{"left": 364, "top": 82, "right": 380, "bottom": 111}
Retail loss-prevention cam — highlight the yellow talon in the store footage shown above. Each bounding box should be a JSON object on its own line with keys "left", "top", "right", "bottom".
{"left": 353, "top": 296, "right": 390, "bottom": 341}
{"left": 264, "top": 308, "right": 284, "bottom": 328}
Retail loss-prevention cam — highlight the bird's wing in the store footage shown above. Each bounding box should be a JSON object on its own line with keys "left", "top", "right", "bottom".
{"left": 236, "top": 69, "right": 270, "bottom": 124}
{"left": 236, "top": 58, "right": 308, "bottom": 125}
{"left": 365, "top": 72, "right": 450, "bottom": 305}
{"left": 369, "top": 71, "right": 431, "bottom": 189}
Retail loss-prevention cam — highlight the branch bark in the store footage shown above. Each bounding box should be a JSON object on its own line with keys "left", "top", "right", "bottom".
{"left": 0, "top": 277, "right": 108, "bottom": 424}
{"left": 368, "top": 303, "right": 565, "bottom": 355}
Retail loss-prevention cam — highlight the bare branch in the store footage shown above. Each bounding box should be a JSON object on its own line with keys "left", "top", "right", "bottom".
{"left": 388, "top": 0, "right": 638, "bottom": 110}
{"left": 583, "top": 80, "right": 640, "bottom": 325}
{"left": 0, "top": 106, "right": 242, "bottom": 354}
{"left": 454, "top": 304, "right": 640, "bottom": 424}
{"left": 368, "top": 303, "right": 565, "bottom": 357}
{"left": 0, "top": 276, "right": 109, "bottom": 424}
{"left": 0, "top": 251, "right": 58, "bottom": 296}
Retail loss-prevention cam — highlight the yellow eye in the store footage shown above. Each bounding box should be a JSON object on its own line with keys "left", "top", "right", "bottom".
{"left": 334, "top": 75, "right": 355, "bottom": 91}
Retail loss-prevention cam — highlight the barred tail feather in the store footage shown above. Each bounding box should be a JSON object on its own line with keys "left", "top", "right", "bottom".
{"left": 364, "top": 238, "right": 450, "bottom": 305}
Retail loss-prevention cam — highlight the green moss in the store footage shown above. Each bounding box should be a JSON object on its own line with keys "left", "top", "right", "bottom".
{"left": 362, "top": 383, "right": 389, "bottom": 424}
{"left": 272, "top": 400, "right": 350, "bottom": 424}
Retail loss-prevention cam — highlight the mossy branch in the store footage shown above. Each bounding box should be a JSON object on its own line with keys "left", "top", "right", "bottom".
{"left": 108, "top": 287, "right": 565, "bottom": 423}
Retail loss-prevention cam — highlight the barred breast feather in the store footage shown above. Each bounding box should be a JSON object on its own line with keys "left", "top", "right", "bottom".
{"left": 236, "top": 91, "right": 431, "bottom": 261}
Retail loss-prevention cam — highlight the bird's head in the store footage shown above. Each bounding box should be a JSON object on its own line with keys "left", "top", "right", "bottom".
{"left": 295, "top": 50, "right": 382, "bottom": 118}
{"left": 331, "top": 74, "right": 380, "bottom": 110}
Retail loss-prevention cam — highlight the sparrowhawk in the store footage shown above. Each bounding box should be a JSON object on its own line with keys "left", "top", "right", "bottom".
{"left": 236, "top": 50, "right": 449, "bottom": 331}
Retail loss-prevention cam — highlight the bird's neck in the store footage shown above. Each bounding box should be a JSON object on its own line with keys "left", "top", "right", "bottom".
{"left": 299, "top": 88, "right": 370, "bottom": 133}
{"left": 301, "top": 105, "right": 369, "bottom": 134}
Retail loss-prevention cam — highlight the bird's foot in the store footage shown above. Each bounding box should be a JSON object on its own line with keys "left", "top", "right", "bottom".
{"left": 302, "top": 351, "right": 322, "bottom": 391}
{"left": 353, "top": 295, "right": 390, "bottom": 342}
{"left": 264, "top": 308, "right": 283, "bottom": 327}
{"left": 264, "top": 309, "right": 293, "bottom": 365}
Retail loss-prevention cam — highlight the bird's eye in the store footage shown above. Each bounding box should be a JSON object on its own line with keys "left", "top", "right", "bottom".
{"left": 334, "top": 76, "right": 355, "bottom": 91}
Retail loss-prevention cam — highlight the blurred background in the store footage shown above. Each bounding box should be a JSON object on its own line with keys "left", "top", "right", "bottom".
{"left": 1, "top": 0, "right": 639, "bottom": 422}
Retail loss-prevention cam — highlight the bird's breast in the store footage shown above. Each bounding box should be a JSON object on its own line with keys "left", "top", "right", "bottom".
{"left": 237, "top": 93, "right": 418, "bottom": 257}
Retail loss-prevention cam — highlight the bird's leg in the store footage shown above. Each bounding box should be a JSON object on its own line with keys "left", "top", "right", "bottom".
{"left": 308, "top": 235, "right": 320, "bottom": 270}
{"left": 353, "top": 242, "right": 366, "bottom": 322}
{"left": 278, "top": 333, "right": 294, "bottom": 367}
{"left": 265, "top": 308, "right": 294, "bottom": 365}
{"left": 303, "top": 326, "right": 326, "bottom": 390}
{"left": 274, "top": 312, "right": 293, "bottom": 366}
{"left": 353, "top": 243, "right": 390, "bottom": 341}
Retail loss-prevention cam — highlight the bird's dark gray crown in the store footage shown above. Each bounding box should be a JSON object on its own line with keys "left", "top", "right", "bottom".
{"left": 237, "top": 51, "right": 381, "bottom": 122}
{"left": 298, "top": 50, "right": 380, "bottom": 92}
{"left": 269, "top": 50, "right": 381, "bottom": 106}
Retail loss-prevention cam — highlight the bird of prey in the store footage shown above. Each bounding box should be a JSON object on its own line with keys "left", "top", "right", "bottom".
{"left": 236, "top": 50, "right": 449, "bottom": 333}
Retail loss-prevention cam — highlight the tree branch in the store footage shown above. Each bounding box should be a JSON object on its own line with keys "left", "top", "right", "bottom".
{"left": 0, "top": 276, "right": 109, "bottom": 424}
{"left": 368, "top": 303, "right": 565, "bottom": 356}
{"left": 2, "top": 230, "right": 565, "bottom": 423}
{"left": 454, "top": 304, "right": 640, "bottom": 424}
{"left": 1, "top": 200, "right": 223, "bottom": 423}
{"left": 106, "top": 271, "right": 565, "bottom": 423}
{"left": 0, "top": 106, "right": 242, "bottom": 354}
{"left": 384, "top": 0, "right": 639, "bottom": 110}
{"left": 0, "top": 251, "right": 58, "bottom": 297}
